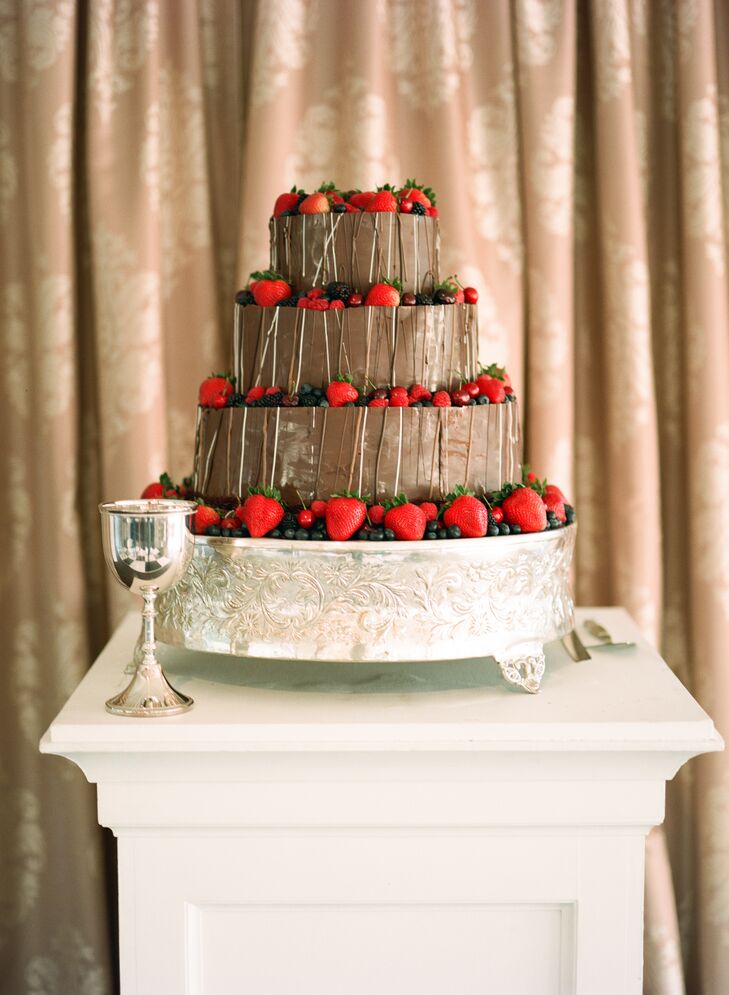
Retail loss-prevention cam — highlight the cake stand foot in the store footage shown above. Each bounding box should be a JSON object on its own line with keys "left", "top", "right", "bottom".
{"left": 106, "top": 660, "right": 193, "bottom": 716}
{"left": 496, "top": 650, "right": 546, "bottom": 694}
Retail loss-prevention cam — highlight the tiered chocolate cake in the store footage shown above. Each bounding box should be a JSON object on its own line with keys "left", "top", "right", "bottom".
{"left": 193, "top": 185, "right": 522, "bottom": 508}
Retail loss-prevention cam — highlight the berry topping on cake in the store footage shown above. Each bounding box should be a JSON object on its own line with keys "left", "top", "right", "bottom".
{"left": 432, "top": 390, "right": 451, "bottom": 407}
{"left": 401, "top": 292, "right": 417, "bottom": 306}
{"left": 348, "top": 191, "right": 375, "bottom": 210}
{"left": 199, "top": 373, "right": 235, "bottom": 408}
{"left": 194, "top": 504, "right": 221, "bottom": 534}
{"left": 326, "top": 280, "right": 353, "bottom": 302}
{"left": 500, "top": 486, "right": 548, "bottom": 533}
{"left": 326, "top": 375, "right": 359, "bottom": 407}
{"left": 388, "top": 386, "right": 410, "bottom": 407}
{"left": 365, "top": 190, "right": 398, "bottom": 213}
{"left": 543, "top": 484, "right": 568, "bottom": 522}
{"left": 365, "top": 277, "right": 402, "bottom": 306}
{"left": 419, "top": 501, "right": 439, "bottom": 522}
{"left": 249, "top": 270, "right": 293, "bottom": 307}
{"left": 399, "top": 199, "right": 414, "bottom": 214}
{"left": 235, "top": 289, "right": 255, "bottom": 306}
{"left": 384, "top": 495, "right": 427, "bottom": 541}
{"left": 409, "top": 384, "right": 431, "bottom": 402}
{"left": 239, "top": 486, "right": 285, "bottom": 537}
{"left": 367, "top": 504, "right": 385, "bottom": 525}
{"left": 326, "top": 493, "right": 367, "bottom": 541}
{"left": 245, "top": 385, "right": 265, "bottom": 404}
{"left": 273, "top": 186, "right": 304, "bottom": 217}
{"left": 480, "top": 362, "right": 512, "bottom": 388}
{"left": 299, "top": 192, "right": 330, "bottom": 214}
{"left": 398, "top": 178, "right": 436, "bottom": 207}
{"left": 442, "top": 487, "right": 489, "bottom": 538}
{"left": 346, "top": 293, "right": 363, "bottom": 307}
{"left": 368, "top": 397, "right": 389, "bottom": 407}
{"left": 297, "top": 509, "right": 315, "bottom": 528}
{"left": 450, "top": 388, "right": 471, "bottom": 407}
{"left": 476, "top": 376, "right": 506, "bottom": 404}
{"left": 411, "top": 202, "right": 427, "bottom": 216}
{"left": 141, "top": 480, "right": 164, "bottom": 499}
{"left": 464, "top": 287, "right": 479, "bottom": 304}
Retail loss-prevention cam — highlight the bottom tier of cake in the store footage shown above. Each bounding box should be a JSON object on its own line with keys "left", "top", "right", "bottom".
{"left": 156, "top": 525, "right": 575, "bottom": 693}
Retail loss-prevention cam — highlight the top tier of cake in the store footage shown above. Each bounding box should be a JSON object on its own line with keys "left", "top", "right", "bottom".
{"left": 269, "top": 213, "right": 439, "bottom": 295}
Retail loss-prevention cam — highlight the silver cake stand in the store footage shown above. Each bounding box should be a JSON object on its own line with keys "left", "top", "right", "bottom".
{"left": 156, "top": 525, "right": 575, "bottom": 693}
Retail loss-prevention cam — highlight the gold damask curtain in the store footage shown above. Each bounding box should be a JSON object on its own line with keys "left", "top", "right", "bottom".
{"left": 1, "top": 1, "right": 727, "bottom": 992}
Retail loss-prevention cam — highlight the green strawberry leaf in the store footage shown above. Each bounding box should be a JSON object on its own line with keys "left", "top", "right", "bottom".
{"left": 250, "top": 269, "right": 285, "bottom": 282}
{"left": 247, "top": 484, "right": 283, "bottom": 503}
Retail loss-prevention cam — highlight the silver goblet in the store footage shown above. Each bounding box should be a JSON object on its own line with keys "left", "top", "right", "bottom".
{"left": 99, "top": 499, "right": 197, "bottom": 716}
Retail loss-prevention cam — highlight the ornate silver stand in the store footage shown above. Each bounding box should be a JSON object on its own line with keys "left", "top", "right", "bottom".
{"left": 157, "top": 526, "right": 576, "bottom": 693}
{"left": 99, "top": 500, "right": 197, "bottom": 716}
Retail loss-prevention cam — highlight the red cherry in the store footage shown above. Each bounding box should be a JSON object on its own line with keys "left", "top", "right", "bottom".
{"left": 464, "top": 382, "right": 480, "bottom": 398}
{"left": 491, "top": 506, "right": 504, "bottom": 524}
{"left": 464, "top": 287, "right": 479, "bottom": 304}
{"left": 298, "top": 509, "right": 315, "bottom": 528}
{"left": 451, "top": 389, "right": 471, "bottom": 407}
{"left": 400, "top": 199, "right": 414, "bottom": 214}
{"left": 347, "top": 293, "right": 363, "bottom": 307}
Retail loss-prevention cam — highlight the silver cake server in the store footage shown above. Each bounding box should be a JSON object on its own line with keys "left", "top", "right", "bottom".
{"left": 561, "top": 629, "right": 591, "bottom": 661}
{"left": 584, "top": 618, "right": 636, "bottom": 649}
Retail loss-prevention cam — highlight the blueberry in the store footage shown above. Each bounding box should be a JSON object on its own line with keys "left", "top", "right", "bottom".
{"left": 477, "top": 395, "right": 490, "bottom": 404}
{"left": 487, "top": 525, "right": 499, "bottom": 537}
{"left": 268, "top": 529, "right": 281, "bottom": 538}
{"left": 283, "top": 528, "right": 296, "bottom": 539}
{"left": 295, "top": 529, "right": 309, "bottom": 541}
{"left": 437, "top": 528, "right": 448, "bottom": 539}
{"left": 311, "top": 532, "right": 325, "bottom": 542}
{"left": 206, "top": 525, "right": 221, "bottom": 537}
{"left": 499, "top": 523, "right": 510, "bottom": 535}
{"left": 300, "top": 383, "right": 312, "bottom": 394}
{"left": 383, "top": 528, "right": 396, "bottom": 541}
{"left": 447, "top": 524, "right": 462, "bottom": 539}
{"left": 510, "top": 524, "right": 521, "bottom": 534}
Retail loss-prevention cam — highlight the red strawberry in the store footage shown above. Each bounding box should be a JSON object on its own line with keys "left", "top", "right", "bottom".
{"left": 389, "top": 386, "right": 410, "bottom": 407}
{"left": 326, "top": 375, "right": 359, "bottom": 407}
{"left": 297, "top": 298, "right": 311, "bottom": 309}
{"left": 543, "top": 484, "right": 567, "bottom": 522}
{"left": 199, "top": 374, "right": 234, "bottom": 408}
{"left": 501, "top": 487, "right": 548, "bottom": 533}
{"left": 399, "top": 199, "right": 414, "bottom": 214}
{"left": 480, "top": 378, "right": 506, "bottom": 404}
{"left": 365, "top": 279, "right": 402, "bottom": 306}
{"left": 443, "top": 490, "right": 488, "bottom": 538}
{"left": 348, "top": 191, "right": 375, "bottom": 210}
{"left": 141, "top": 481, "right": 164, "bottom": 499}
{"left": 239, "top": 486, "right": 284, "bottom": 537}
{"left": 250, "top": 270, "right": 292, "bottom": 307}
{"left": 273, "top": 188, "right": 302, "bottom": 217}
{"left": 298, "top": 509, "right": 315, "bottom": 528}
{"left": 311, "top": 499, "right": 327, "bottom": 518}
{"left": 427, "top": 206, "right": 438, "bottom": 217}
{"left": 368, "top": 397, "right": 389, "bottom": 407}
{"left": 245, "top": 385, "right": 265, "bottom": 403}
{"left": 326, "top": 494, "right": 367, "bottom": 540}
{"left": 481, "top": 363, "right": 512, "bottom": 389}
{"left": 347, "top": 293, "right": 363, "bottom": 307}
{"left": 365, "top": 190, "right": 398, "bottom": 213}
{"left": 194, "top": 504, "right": 220, "bottom": 534}
{"left": 419, "top": 501, "right": 438, "bottom": 522}
{"left": 368, "top": 504, "right": 385, "bottom": 525}
{"left": 299, "top": 192, "right": 330, "bottom": 214}
{"left": 432, "top": 390, "right": 451, "bottom": 407}
{"left": 464, "top": 287, "right": 478, "bottom": 304}
{"left": 398, "top": 180, "right": 434, "bottom": 208}
{"left": 409, "top": 384, "right": 432, "bottom": 402}
{"left": 384, "top": 496, "right": 427, "bottom": 541}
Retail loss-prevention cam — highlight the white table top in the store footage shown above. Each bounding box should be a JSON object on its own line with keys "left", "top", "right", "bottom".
{"left": 40, "top": 608, "right": 722, "bottom": 757}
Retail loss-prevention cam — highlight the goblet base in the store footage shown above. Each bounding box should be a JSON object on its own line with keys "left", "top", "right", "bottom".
{"left": 105, "top": 661, "right": 193, "bottom": 717}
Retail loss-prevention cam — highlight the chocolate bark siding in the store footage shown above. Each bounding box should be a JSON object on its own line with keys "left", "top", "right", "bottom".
{"left": 194, "top": 404, "right": 522, "bottom": 505}
{"left": 234, "top": 303, "right": 480, "bottom": 393}
{"left": 269, "top": 213, "right": 440, "bottom": 294}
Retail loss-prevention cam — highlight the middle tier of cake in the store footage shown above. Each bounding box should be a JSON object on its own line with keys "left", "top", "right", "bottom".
{"left": 194, "top": 403, "right": 522, "bottom": 505}
{"left": 234, "top": 302, "right": 479, "bottom": 393}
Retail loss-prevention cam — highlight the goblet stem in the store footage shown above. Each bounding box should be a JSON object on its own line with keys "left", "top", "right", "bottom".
{"left": 105, "top": 586, "right": 194, "bottom": 717}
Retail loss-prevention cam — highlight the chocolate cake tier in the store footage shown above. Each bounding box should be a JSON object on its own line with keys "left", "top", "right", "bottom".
{"left": 234, "top": 303, "right": 479, "bottom": 393}
{"left": 269, "top": 213, "right": 439, "bottom": 294}
{"left": 194, "top": 403, "right": 522, "bottom": 505}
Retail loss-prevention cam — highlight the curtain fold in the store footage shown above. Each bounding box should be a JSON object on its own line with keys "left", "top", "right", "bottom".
{"left": 1, "top": 2, "right": 727, "bottom": 992}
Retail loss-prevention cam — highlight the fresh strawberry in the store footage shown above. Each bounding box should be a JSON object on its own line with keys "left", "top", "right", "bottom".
{"left": 365, "top": 278, "right": 402, "bottom": 306}
{"left": 250, "top": 270, "right": 292, "bottom": 307}
{"left": 384, "top": 495, "right": 427, "bottom": 541}
{"left": 326, "top": 493, "right": 367, "bottom": 540}
{"left": 273, "top": 187, "right": 303, "bottom": 217}
{"left": 141, "top": 481, "right": 164, "bottom": 499}
{"left": 389, "top": 386, "right": 410, "bottom": 407}
{"left": 199, "top": 374, "right": 234, "bottom": 408}
{"left": 348, "top": 191, "right": 375, "bottom": 210}
{"left": 398, "top": 179, "right": 436, "bottom": 208}
{"left": 368, "top": 504, "right": 385, "bottom": 525}
{"left": 443, "top": 488, "right": 488, "bottom": 538}
{"left": 399, "top": 199, "right": 414, "bottom": 214}
{"left": 501, "top": 487, "right": 547, "bottom": 533}
{"left": 480, "top": 363, "right": 512, "bottom": 389}
{"left": 311, "top": 499, "right": 328, "bottom": 518}
{"left": 297, "top": 509, "right": 315, "bottom": 528}
{"left": 347, "top": 293, "right": 363, "bottom": 307}
{"left": 464, "top": 287, "right": 478, "bottom": 304}
{"left": 299, "top": 192, "right": 330, "bottom": 214}
{"left": 480, "top": 378, "right": 506, "bottom": 404}
{"left": 365, "top": 190, "right": 398, "bottom": 213}
{"left": 194, "top": 504, "right": 220, "bottom": 534}
{"left": 368, "top": 397, "right": 389, "bottom": 407}
{"left": 419, "top": 501, "right": 439, "bottom": 522}
{"left": 409, "top": 383, "right": 432, "bottom": 402}
{"left": 245, "top": 385, "right": 265, "bottom": 403}
{"left": 432, "top": 390, "right": 451, "bottom": 407}
{"left": 239, "top": 486, "right": 284, "bottom": 537}
{"left": 326, "top": 375, "right": 359, "bottom": 407}
{"left": 297, "top": 298, "right": 311, "bottom": 309}
{"left": 543, "top": 484, "right": 567, "bottom": 522}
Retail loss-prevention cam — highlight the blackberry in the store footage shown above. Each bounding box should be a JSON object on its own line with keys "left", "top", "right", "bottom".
{"left": 326, "top": 280, "right": 353, "bottom": 302}
{"left": 411, "top": 201, "right": 427, "bottom": 216}
{"left": 565, "top": 504, "right": 575, "bottom": 524}
{"left": 299, "top": 394, "right": 318, "bottom": 407}
{"left": 487, "top": 511, "right": 497, "bottom": 531}
{"left": 260, "top": 391, "right": 283, "bottom": 407}
{"left": 276, "top": 296, "right": 298, "bottom": 308}
{"left": 229, "top": 392, "right": 246, "bottom": 407}
{"left": 499, "top": 523, "right": 510, "bottom": 536}
{"left": 235, "top": 289, "right": 255, "bottom": 306}
{"left": 415, "top": 293, "right": 433, "bottom": 305}
{"left": 355, "top": 394, "right": 368, "bottom": 406}
{"left": 332, "top": 203, "right": 347, "bottom": 213}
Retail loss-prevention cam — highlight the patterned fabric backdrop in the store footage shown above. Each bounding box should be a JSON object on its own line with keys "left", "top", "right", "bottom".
{"left": 1, "top": 1, "right": 727, "bottom": 992}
